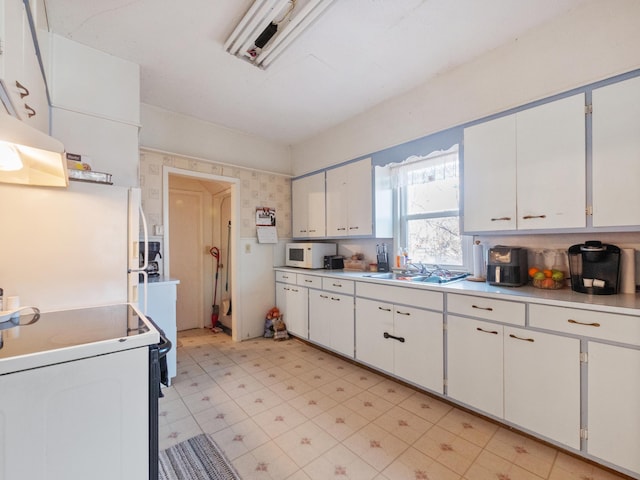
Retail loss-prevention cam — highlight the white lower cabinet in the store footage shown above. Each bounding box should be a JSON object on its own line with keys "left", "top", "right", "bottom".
{"left": 0, "top": 347, "right": 149, "bottom": 480}
{"left": 275, "top": 281, "right": 309, "bottom": 339}
{"left": 447, "top": 315, "right": 504, "bottom": 418}
{"left": 356, "top": 297, "right": 443, "bottom": 393}
{"left": 447, "top": 316, "right": 580, "bottom": 448}
{"left": 504, "top": 326, "right": 581, "bottom": 449}
{"left": 587, "top": 342, "right": 640, "bottom": 476}
{"left": 309, "top": 289, "right": 354, "bottom": 357}
{"left": 139, "top": 281, "right": 178, "bottom": 384}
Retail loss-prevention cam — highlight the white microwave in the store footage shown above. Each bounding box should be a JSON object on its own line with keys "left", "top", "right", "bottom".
{"left": 285, "top": 242, "right": 337, "bottom": 269}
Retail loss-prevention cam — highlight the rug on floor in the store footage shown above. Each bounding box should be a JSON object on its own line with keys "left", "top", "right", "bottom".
{"left": 159, "top": 434, "right": 241, "bottom": 480}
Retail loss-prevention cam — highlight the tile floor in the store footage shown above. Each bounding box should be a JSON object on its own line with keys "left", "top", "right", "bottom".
{"left": 159, "top": 329, "right": 630, "bottom": 480}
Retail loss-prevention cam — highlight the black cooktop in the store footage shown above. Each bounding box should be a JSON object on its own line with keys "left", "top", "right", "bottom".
{"left": 0, "top": 304, "right": 149, "bottom": 360}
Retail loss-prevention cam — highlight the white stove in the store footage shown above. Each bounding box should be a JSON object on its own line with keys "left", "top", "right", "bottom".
{"left": 0, "top": 304, "right": 159, "bottom": 375}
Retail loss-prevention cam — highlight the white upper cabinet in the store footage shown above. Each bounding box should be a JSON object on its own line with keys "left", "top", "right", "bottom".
{"left": 291, "top": 172, "right": 325, "bottom": 238}
{"left": 0, "top": 0, "right": 49, "bottom": 133}
{"left": 592, "top": 75, "right": 640, "bottom": 227}
{"left": 463, "top": 93, "right": 586, "bottom": 232}
{"left": 516, "top": 93, "right": 586, "bottom": 230}
{"left": 463, "top": 114, "right": 517, "bottom": 231}
{"left": 326, "top": 157, "right": 373, "bottom": 237}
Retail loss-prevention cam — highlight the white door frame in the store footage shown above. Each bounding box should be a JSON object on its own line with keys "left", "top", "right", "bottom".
{"left": 162, "top": 166, "right": 241, "bottom": 341}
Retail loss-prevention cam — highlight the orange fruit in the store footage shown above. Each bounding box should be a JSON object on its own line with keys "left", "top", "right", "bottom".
{"left": 541, "top": 278, "right": 555, "bottom": 288}
{"left": 528, "top": 267, "right": 540, "bottom": 278}
{"left": 543, "top": 269, "right": 553, "bottom": 278}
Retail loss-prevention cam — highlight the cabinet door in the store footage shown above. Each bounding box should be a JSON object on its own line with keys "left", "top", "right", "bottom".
{"left": 355, "top": 297, "right": 394, "bottom": 373}
{"left": 0, "top": 348, "right": 149, "bottom": 480}
{"left": 447, "top": 315, "right": 503, "bottom": 417}
{"left": 588, "top": 342, "right": 640, "bottom": 475}
{"left": 286, "top": 285, "right": 308, "bottom": 339}
{"left": 327, "top": 292, "right": 354, "bottom": 358}
{"left": 326, "top": 165, "right": 349, "bottom": 236}
{"left": 309, "top": 289, "right": 330, "bottom": 346}
{"left": 142, "top": 283, "right": 178, "bottom": 383}
{"left": 0, "top": 0, "right": 27, "bottom": 113}
{"left": 291, "top": 176, "right": 310, "bottom": 237}
{"left": 516, "top": 94, "right": 586, "bottom": 229}
{"left": 592, "top": 76, "right": 640, "bottom": 227}
{"left": 346, "top": 158, "right": 372, "bottom": 236}
{"left": 463, "top": 114, "right": 517, "bottom": 232}
{"left": 504, "top": 327, "right": 580, "bottom": 449}
{"left": 394, "top": 305, "right": 443, "bottom": 393}
{"left": 291, "top": 172, "right": 326, "bottom": 238}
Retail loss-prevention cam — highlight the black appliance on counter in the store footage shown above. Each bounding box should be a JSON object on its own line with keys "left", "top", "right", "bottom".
{"left": 486, "top": 246, "right": 528, "bottom": 287}
{"left": 376, "top": 243, "right": 390, "bottom": 272}
{"left": 324, "top": 255, "right": 345, "bottom": 270}
{"left": 568, "top": 241, "right": 621, "bottom": 295}
{"left": 140, "top": 241, "right": 162, "bottom": 278}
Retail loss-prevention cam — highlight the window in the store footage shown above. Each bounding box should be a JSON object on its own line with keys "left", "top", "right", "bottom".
{"left": 393, "top": 144, "right": 470, "bottom": 268}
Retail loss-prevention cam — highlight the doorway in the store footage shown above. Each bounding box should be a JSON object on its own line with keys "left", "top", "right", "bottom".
{"left": 162, "top": 167, "right": 239, "bottom": 339}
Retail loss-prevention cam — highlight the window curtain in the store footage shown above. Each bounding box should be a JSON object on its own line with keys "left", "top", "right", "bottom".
{"left": 390, "top": 145, "right": 459, "bottom": 188}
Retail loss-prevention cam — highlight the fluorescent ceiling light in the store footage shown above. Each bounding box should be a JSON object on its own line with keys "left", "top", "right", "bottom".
{"left": 0, "top": 114, "right": 68, "bottom": 187}
{"left": 224, "top": 0, "right": 335, "bottom": 69}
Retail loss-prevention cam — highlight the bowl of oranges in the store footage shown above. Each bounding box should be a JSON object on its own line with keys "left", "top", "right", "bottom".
{"left": 529, "top": 267, "right": 566, "bottom": 289}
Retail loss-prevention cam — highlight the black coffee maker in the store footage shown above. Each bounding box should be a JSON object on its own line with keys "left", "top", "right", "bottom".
{"left": 568, "top": 241, "right": 621, "bottom": 295}
{"left": 139, "top": 241, "right": 162, "bottom": 277}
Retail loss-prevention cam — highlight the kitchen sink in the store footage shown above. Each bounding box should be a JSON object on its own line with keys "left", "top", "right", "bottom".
{"left": 409, "top": 271, "right": 470, "bottom": 284}
{"left": 361, "top": 270, "right": 470, "bottom": 284}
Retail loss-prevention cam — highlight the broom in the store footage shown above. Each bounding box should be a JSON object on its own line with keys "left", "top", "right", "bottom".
{"left": 209, "top": 246, "right": 220, "bottom": 329}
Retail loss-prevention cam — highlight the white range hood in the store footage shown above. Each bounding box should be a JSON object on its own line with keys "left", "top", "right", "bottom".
{"left": 0, "top": 112, "right": 68, "bottom": 188}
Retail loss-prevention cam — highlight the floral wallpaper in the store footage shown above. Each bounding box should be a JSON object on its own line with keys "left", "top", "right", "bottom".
{"left": 139, "top": 149, "right": 292, "bottom": 239}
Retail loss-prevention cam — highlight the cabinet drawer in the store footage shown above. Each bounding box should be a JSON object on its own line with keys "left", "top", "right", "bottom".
{"left": 357, "top": 282, "right": 443, "bottom": 311}
{"left": 298, "top": 274, "right": 322, "bottom": 288}
{"left": 275, "top": 271, "right": 296, "bottom": 284}
{"left": 529, "top": 304, "right": 640, "bottom": 346}
{"left": 322, "top": 278, "right": 355, "bottom": 294}
{"left": 447, "top": 293, "right": 525, "bottom": 326}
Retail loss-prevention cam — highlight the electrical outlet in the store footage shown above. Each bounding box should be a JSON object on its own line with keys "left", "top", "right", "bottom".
{"left": 245, "top": 243, "right": 251, "bottom": 254}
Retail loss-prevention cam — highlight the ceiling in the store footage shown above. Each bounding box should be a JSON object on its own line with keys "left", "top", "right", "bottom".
{"left": 43, "top": 0, "right": 589, "bottom": 145}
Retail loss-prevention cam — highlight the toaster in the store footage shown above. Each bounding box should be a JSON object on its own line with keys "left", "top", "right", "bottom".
{"left": 323, "top": 255, "right": 345, "bottom": 270}
{"left": 486, "top": 246, "right": 528, "bottom": 287}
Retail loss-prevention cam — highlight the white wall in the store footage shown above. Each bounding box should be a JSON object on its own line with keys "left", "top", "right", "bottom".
{"left": 140, "top": 104, "right": 292, "bottom": 175}
{"left": 291, "top": 0, "right": 640, "bottom": 175}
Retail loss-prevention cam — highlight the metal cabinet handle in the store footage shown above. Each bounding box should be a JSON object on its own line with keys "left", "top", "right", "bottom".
{"left": 304, "top": 279, "right": 313, "bottom": 283}
{"left": 16, "top": 80, "right": 29, "bottom": 98}
{"left": 331, "top": 297, "right": 340, "bottom": 301}
{"left": 476, "top": 327, "right": 498, "bottom": 335}
{"left": 396, "top": 310, "right": 411, "bottom": 316}
{"left": 308, "top": 229, "right": 316, "bottom": 232}
{"left": 291, "top": 288, "right": 298, "bottom": 292}
{"left": 284, "top": 287, "right": 291, "bottom": 291}
{"left": 568, "top": 319, "right": 600, "bottom": 327}
{"left": 509, "top": 333, "right": 534, "bottom": 342}
{"left": 332, "top": 283, "right": 342, "bottom": 287}
{"left": 383, "top": 332, "right": 405, "bottom": 343}
{"left": 349, "top": 226, "right": 359, "bottom": 230}
{"left": 320, "top": 294, "right": 329, "bottom": 299}
{"left": 24, "top": 104, "right": 36, "bottom": 118}
{"left": 282, "top": 275, "right": 289, "bottom": 279}
{"left": 337, "top": 227, "right": 346, "bottom": 231}
{"left": 378, "top": 306, "right": 391, "bottom": 312}
{"left": 522, "top": 214, "right": 547, "bottom": 220}
{"left": 490, "top": 216, "right": 512, "bottom": 222}
{"left": 472, "top": 305, "right": 493, "bottom": 312}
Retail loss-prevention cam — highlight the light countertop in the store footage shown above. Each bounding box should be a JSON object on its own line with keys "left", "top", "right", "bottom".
{"left": 274, "top": 267, "right": 640, "bottom": 315}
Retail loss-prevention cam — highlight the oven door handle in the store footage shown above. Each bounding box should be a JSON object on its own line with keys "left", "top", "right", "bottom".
{"left": 157, "top": 333, "right": 172, "bottom": 358}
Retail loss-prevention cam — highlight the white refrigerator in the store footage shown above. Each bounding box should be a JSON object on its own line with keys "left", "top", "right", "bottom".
{"left": 0, "top": 181, "right": 143, "bottom": 311}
